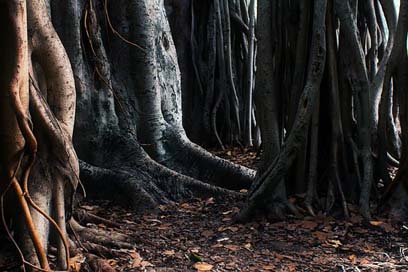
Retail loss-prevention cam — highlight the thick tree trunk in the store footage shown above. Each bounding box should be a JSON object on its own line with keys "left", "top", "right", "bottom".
{"left": 1, "top": 0, "right": 254, "bottom": 269}
{"left": 1, "top": 0, "right": 79, "bottom": 270}
{"left": 239, "top": 0, "right": 327, "bottom": 221}
{"left": 49, "top": 0, "right": 253, "bottom": 209}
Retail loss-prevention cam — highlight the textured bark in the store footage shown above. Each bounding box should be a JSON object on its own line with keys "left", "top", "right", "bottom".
{"left": 241, "top": 0, "right": 408, "bottom": 221}
{"left": 0, "top": 0, "right": 79, "bottom": 270}
{"left": 1, "top": 0, "right": 253, "bottom": 269}
{"left": 166, "top": 0, "right": 258, "bottom": 147}
{"left": 239, "top": 0, "right": 327, "bottom": 220}
{"left": 49, "top": 0, "right": 253, "bottom": 206}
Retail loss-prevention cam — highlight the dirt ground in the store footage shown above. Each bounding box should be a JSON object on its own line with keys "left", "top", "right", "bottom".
{"left": 74, "top": 195, "right": 408, "bottom": 272}
{"left": 1, "top": 147, "right": 408, "bottom": 271}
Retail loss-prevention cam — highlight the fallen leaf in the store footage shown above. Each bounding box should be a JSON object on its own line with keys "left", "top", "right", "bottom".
{"left": 301, "top": 220, "right": 318, "bottom": 230}
{"left": 348, "top": 254, "right": 357, "bottom": 264}
{"left": 193, "top": 262, "right": 213, "bottom": 271}
{"left": 370, "top": 220, "right": 383, "bottom": 226}
{"left": 218, "top": 226, "right": 239, "bottom": 232}
{"left": 69, "top": 255, "right": 85, "bottom": 272}
{"left": 327, "top": 239, "right": 342, "bottom": 248}
{"left": 287, "top": 263, "right": 297, "bottom": 272}
{"left": 211, "top": 243, "right": 223, "bottom": 248}
{"left": 163, "top": 250, "right": 175, "bottom": 256}
{"left": 129, "top": 251, "right": 142, "bottom": 268}
{"left": 261, "top": 265, "right": 275, "bottom": 270}
{"left": 359, "top": 258, "right": 371, "bottom": 265}
{"left": 157, "top": 223, "right": 172, "bottom": 230}
{"left": 224, "top": 244, "right": 241, "bottom": 251}
{"left": 141, "top": 260, "right": 154, "bottom": 268}
{"left": 181, "top": 203, "right": 193, "bottom": 209}
{"left": 202, "top": 230, "right": 214, "bottom": 237}
{"left": 312, "top": 231, "right": 330, "bottom": 242}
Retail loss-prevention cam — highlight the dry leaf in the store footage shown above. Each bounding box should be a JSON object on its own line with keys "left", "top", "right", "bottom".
{"left": 218, "top": 226, "right": 239, "bottom": 232}
{"left": 370, "top": 220, "right": 383, "bottom": 226}
{"left": 287, "top": 263, "right": 297, "bottom": 272}
{"left": 202, "top": 230, "right": 214, "bottom": 237}
{"left": 348, "top": 254, "right": 357, "bottom": 264}
{"left": 312, "top": 231, "right": 330, "bottom": 242}
{"left": 163, "top": 250, "right": 175, "bottom": 256}
{"left": 261, "top": 265, "right": 276, "bottom": 270}
{"left": 157, "top": 223, "right": 172, "bottom": 230}
{"left": 181, "top": 203, "right": 193, "bottom": 209}
{"left": 370, "top": 221, "right": 395, "bottom": 232}
{"left": 301, "top": 220, "right": 318, "bottom": 230}
{"left": 141, "top": 260, "right": 154, "bottom": 268}
{"left": 359, "top": 258, "right": 371, "bottom": 265}
{"left": 129, "top": 251, "right": 142, "bottom": 268}
{"left": 226, "top": 226, "right": 239, "bottom": 232}
{"left": 69, "top": 255, "right": 85, "bottom": 272}
{"left": 194, "top": 262, "right": 213, "bottom": 271}
{"left": 224, "top": 244, "right": 241, "bottom": 251}
{"left": 327, "top": 239, "right": 342, "bottom": 248}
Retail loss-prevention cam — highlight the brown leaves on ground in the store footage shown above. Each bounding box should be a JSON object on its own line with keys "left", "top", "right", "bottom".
{"left": 193, "top": 262, "right": 213, "bottom": 271}
{"left": 60, "top": 196, "right": 408, "bottom": 272}
{"left": 1, "top": 148, "right": 407, "bottom": 271}
{"left": 210, "top": 147, "right": 260, "bottom": 169}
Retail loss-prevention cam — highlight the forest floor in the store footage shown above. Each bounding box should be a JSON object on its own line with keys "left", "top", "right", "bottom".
{"left": 1, "top": 148, "right": 408, "bottom": 271}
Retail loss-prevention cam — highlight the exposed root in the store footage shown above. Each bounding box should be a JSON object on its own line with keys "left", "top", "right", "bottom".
{"left": 74, "top": 209, "right": 122, "bottom": 229}
{"left": 67, "top": 215, "right": 140, "bottom": 272}
{"left": 69, "top": 219, "right": 135, "bottom": 250}
{"left": 79, "top": 158, "right": 241, "bottom": 212}
{"left": 159, "top": 129, "right": 255, "bottom": 190}
{"left": 82, "top": 253, "right": 116, "bottom": 272}
{"left": 236, "top": 198, "right": 300, "bottom": 223}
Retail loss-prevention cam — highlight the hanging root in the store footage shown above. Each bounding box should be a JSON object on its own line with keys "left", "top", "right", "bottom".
{"left": 0, "top": 1, "right": 50, "bottom": 270}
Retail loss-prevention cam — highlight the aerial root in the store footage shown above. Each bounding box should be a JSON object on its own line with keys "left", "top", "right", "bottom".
{"left": 68, "top": 219, "right": 135, "bottom": 250}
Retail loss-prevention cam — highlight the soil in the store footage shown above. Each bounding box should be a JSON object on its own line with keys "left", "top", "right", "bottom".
{"left": 1, "top": 147, "right": 408, "bottom": 271}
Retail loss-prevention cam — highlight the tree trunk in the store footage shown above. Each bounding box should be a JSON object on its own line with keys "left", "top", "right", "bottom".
{"left": 1, "top": 0, "right": 254, "bottom": 269}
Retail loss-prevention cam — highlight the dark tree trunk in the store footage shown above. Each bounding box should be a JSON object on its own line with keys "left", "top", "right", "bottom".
{"left": 239, "top": 0, "right": 408, "bottom": 221}
{"left": 166, "top": 0, "right": 258, "bottom": 148}
{"left": 0, "top": 0, "right": 254, "bottom": 269}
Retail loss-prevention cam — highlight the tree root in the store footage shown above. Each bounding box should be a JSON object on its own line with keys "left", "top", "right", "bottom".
{"left": 79, "top": 159, "right": 241, "bottom": 212}
{"left": 82, "top": 254, "right": 116, "bottom": 272}
{"left": 67, "top": 214, "right": 142, "bottom": 272}
{"left": 74, "top": 209, "right": 122, "bottom": 229}
{"left": 159, "top": 128, "right": 255, "bottom": 190}
{"left": 69, "top": 219, "right": 135, "bottom": 250}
